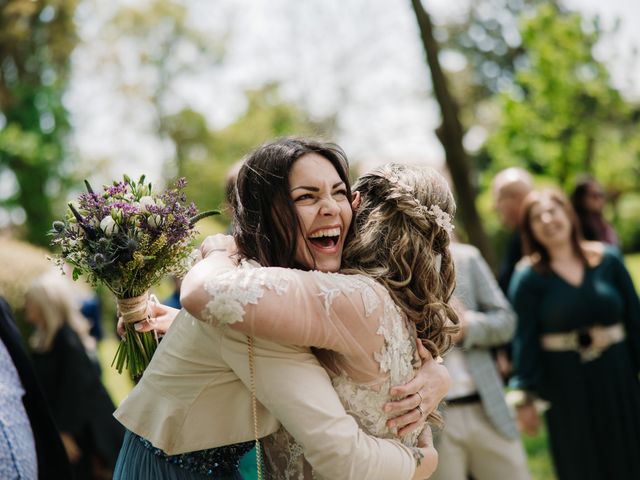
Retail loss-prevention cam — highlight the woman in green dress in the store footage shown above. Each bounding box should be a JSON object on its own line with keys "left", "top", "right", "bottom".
{"left": 509, "top": 189, "right": 640, "bottom": 480}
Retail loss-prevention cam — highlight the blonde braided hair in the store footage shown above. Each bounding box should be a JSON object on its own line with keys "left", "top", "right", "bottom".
{"left": 343, "top": 162, "right": 459, "bottom": 370}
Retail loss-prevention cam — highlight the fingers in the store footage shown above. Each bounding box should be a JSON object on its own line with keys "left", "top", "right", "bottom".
{"left": 133, "top": 320, "right": 154, "bottom": 332}
{"left": 385, "top": 392, "right": 422, "bottom": 414}
{"left": 200, "top": 234, "right": 234, "bottom": 258}
{"left": 416, "top": 338, "right": 432, "bottom": 360}
{"left": 149, "top": 302, "right": 168, "bottom": 316}
{"left": 116, "top": 317, "right": 126, "bottom": 339}
{"left": 417, "top": 426, "right": 433, "bottom": 448}
{"left": 387, "top": 405, "right": 424, "bottom": 433}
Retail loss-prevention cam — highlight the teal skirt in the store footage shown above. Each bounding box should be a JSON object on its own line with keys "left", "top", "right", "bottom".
{"left": 113, "top": 430, "right": 252, "bottom": 479}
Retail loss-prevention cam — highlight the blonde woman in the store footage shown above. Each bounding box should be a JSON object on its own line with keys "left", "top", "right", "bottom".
{"left": 25, "top": 273, "right": 124, "bottom": 479}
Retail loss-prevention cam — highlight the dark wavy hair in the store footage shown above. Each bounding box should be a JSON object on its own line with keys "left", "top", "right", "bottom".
{"left": 232, "top": 137, "right": 352, "bottom": 269}
{"left": 520, "top": 189, "right": 587, "bottom": 273}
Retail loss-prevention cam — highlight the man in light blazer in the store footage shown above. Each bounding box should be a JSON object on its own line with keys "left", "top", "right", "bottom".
{"left": 430, "top": 243, "right": 530, "bottom": 480}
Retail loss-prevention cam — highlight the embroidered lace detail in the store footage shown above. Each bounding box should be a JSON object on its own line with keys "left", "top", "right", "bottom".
{"left": 333, "top": 294, "right": 419, "bottom": 447}
{"left": 262, "top": 427, "right": 317, "bottom": 480}
{"left": 203, "top": 261, "right": 421, "bottom": 476}
{"left": 263, "top": 291, "right": 420, "bottom": 480}
{"left": 308, "top": 271, "right": 381, "bottom": 317}
{"left": 374, "top": 296, "right": 417, "bottom": 385}
{"left": 202, "top": 261, "right": 290, "bottom": 325}
{"left": 204, "top": 265, "right": 382, "bottom": 326}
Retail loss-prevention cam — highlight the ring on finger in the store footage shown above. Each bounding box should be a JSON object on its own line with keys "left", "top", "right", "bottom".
{"left": 416, "top": 404, "right": 425, "bottom": 417}
{"left": 416, "top": 391, "right": 424, "bottom": 404}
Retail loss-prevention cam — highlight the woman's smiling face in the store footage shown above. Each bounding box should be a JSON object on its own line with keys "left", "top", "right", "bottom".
{"left": 528, "top": 195, "right": 573, "bottom": 250}
{"left": 288, "top": 153, "right": 353, "bottom": 272}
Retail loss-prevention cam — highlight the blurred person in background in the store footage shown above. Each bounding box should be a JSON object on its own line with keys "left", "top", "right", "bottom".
{"left": 24, "top": 272, "right": 124, "bottom": 480}
{"left": 492, "top": 167, "right": 534, "bottom": 294}
{"left": 80, "top": 294, "right": 104, "bottom": 344}
{"left": 509, "top": 189, "right": 640, "bottom": 480}
{"left": 431, "top": 240, "right": 529, "bottom": 480}
{"left": 0, "top": 296, "right": 71, "bottom": 479}
{"left": 571, "top": 174, "right": 619, "bottom": 246}
{"left": 491, "top": 167, "right": 534, "bottom": 379}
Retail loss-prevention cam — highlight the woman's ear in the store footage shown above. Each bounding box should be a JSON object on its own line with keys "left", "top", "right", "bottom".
{"left": 351, "top": 191, "right": 361, "bottom": 210}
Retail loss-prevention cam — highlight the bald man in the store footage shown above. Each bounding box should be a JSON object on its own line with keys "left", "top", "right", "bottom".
{"left": 492, "top": 167, "right": 533, "bottom": 293}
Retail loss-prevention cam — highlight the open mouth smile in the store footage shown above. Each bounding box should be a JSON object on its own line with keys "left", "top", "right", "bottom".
{"left": 308, "top": 226, "right": 342, "bottom": 251}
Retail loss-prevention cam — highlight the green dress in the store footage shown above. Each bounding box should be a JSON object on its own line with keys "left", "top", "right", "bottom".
{"left": 509, "top": 247, "right": 640, "bottom": 480}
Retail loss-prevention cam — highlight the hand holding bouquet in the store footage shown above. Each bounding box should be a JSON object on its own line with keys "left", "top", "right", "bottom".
{"left": 50, "top": 175, "right": 216, "bottom": 379}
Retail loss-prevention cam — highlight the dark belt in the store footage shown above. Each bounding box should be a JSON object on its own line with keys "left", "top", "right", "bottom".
{"left": 447, "top": 393, "right": 481, "bottom": 406}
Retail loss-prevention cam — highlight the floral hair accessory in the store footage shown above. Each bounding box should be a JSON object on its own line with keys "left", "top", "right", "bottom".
{"left": 423, "top": 204, "right": 455, "bottom": 234}
{"left": 377, "top": 169, "right": 454, "bottom": 234}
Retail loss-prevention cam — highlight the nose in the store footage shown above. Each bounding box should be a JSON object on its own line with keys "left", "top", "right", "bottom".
{"left": 540, "top": 211, "right": 553, "bottom": 224}
{"left": 319, "top": 195, "right": 340, "bottom": 216}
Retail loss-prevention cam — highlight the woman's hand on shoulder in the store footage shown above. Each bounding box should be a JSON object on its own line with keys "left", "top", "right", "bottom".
{"left": 384, "top": 340, "right": 449, "bottom": 436}
{"left": 582, "top": 240, "right": 605, "bottom": 267}
{"left": 200, "top": 234, "right": 236, "bottom": 259}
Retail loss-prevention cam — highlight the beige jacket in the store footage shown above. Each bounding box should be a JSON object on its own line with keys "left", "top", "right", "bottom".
{"left": 114, "top": 310, "right": 417, "bottom": 479}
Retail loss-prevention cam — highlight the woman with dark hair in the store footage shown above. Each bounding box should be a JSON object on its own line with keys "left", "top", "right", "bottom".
{"left": 113, "top": 138, "right": 451, "bottom": 480}
{"left": 509, "top": 189, "right": 640, "bottom": 480}
{"left": 570, "top": 175, "right": 618, "bottom": 246}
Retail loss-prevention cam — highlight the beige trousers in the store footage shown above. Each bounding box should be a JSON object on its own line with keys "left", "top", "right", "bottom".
{"left": 431, "top": 403, "right": 530, "bottom": 480}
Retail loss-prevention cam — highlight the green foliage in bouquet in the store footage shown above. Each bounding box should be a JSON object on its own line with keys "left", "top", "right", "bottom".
{"left": 50, "top": 175, "right": 217, "bottom": 379}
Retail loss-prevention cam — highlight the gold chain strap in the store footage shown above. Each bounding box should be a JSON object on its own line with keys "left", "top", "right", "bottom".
{"left": 248, "top": 336, "right": 263, "bottom": 480}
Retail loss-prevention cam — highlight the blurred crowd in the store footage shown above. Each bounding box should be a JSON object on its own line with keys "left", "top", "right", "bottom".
{"left": 0, "top": 163, "right": 638, "bottom": 480}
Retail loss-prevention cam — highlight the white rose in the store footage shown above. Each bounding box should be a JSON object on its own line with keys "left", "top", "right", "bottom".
{"left": 139, "top": 196, "right": 155, "bottom": 212}
{"left": 100, "top": 216, "right": 119, "bottom": 236}
{"left": 147, "top": 214, "right": 162, "bottom": 229}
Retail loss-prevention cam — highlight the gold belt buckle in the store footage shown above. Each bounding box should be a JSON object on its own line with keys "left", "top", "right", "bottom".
{"left": 577, "top": 328, "right": 602, "bottom": 362}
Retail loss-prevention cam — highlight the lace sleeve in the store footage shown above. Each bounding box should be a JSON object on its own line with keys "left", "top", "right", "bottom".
{"left": 188, "top": 256, "right": 388, "bottom": 358}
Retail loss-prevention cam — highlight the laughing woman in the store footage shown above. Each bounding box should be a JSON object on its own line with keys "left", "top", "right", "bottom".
{"left": 113, "top": 139, "right": 450, "bottom": 480}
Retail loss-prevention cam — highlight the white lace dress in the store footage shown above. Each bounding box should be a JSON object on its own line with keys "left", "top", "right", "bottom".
{"left": 199, "top": 259, "right": 421, "bottom": 480}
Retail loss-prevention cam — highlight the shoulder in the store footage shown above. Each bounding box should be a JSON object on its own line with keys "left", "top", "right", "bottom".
{"left": 509, "top": 260, "right": 540, "bottom": 291}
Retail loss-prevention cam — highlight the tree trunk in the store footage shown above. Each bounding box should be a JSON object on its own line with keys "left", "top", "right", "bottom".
{"left": 409, "top": 0, "right": 494, "bottom": 265}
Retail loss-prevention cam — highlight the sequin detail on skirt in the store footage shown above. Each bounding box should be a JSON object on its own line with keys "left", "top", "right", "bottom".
{"left": 137, "top": 435, "right": 254, "bottom": 477}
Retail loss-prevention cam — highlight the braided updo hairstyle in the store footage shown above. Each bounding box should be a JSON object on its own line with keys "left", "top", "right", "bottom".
{"left": 342, "top": 163, "right": 459, "bottom": 360}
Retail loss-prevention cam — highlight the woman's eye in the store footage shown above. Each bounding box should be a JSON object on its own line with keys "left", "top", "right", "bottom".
{"left": 294, "top": 194, "right": 314, "bottom": 202}
{"left": 333, "top": 189, "right": 348, "bottom": 198}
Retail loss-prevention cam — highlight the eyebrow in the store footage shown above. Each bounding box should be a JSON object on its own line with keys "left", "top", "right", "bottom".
{"left": 291, "top": 181, "right": 345, "bottom": 193}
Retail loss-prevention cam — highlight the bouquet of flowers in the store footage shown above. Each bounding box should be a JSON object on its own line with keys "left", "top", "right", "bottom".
{"left": 50, "top": 175, "right": 216, "bottom": 379}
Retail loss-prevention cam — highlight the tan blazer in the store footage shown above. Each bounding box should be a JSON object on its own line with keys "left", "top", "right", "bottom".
{"left": 114, "top": 310, "right": 416, "bottom": 479}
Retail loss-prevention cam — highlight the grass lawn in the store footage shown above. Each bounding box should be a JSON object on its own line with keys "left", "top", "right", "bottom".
{"left": 97, "top": 337, "right": 133, "bottom": 406}
{"left": 97, "top": 252, "right": 640, "bottom": 480}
